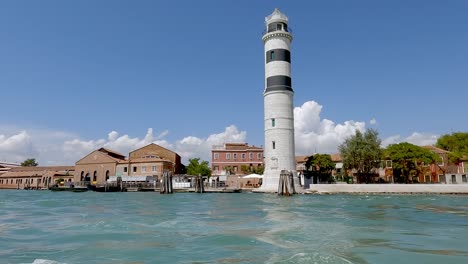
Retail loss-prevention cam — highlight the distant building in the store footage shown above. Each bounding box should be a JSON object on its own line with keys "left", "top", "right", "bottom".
{"left": 0, "top": 162, "right": 20, "bottom": 176}
{"left": 0, "top": 166, "right": 74, "bottom": 189}
{"left": 211, "top": 143, "right": 264, "bottom": 176}
{"left": 74, "top": 147, "right": 127, "bottom": 184}
{"left": 74, "top": 143, "right": 182, "bottom": 185}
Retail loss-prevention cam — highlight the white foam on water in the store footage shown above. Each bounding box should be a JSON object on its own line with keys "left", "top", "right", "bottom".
{"left": 30, "top": 259, "right": 65, "bottom": 264}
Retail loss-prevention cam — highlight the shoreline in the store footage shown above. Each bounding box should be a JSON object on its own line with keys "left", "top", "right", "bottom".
{"left": 305, "top": 183, "right": 468, "bottom": 195}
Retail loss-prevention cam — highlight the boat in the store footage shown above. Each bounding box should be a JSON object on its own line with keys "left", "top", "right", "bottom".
{"left": 50, "top": 184, "right": 88, "bottom": 192}
{"left": 88, "top": 184, "right": 126, "bottom": 192}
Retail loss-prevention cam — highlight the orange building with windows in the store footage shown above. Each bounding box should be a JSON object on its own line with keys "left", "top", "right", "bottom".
{"left": 211, "top": 143, "right": 263, "bottom": 176}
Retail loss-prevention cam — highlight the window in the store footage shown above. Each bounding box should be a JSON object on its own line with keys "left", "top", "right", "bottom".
{"left": 248, "top": 153, "right": 252, "bottom": 159}
{"left": 277, "top": 24, "right": 282, "bottom": 31}
{"left": 214, "top": 153, "right": 219, "bottom": 160}
{"left": 424, "top": 175, "right": 430, "bottom": 183}
{"left": 438, "top": 155, "right": 444, "bottom": 166}
{"left": 451, "top": 175, "right": 456, "bottom": 183}
{"left": 462, "top": 175, "right": 467, "bottom": 183}
{"left": 133, "top": 166, "right": 137, "bottom": 172}
{"left": 258, "top": 153, "right": 262, "bottom": 159}
{"left": 213, "top": 166, "right": 219, "bottom": 171}
{"left": 31, "top": 179, "right": 34, "bottom": 184}
{"left": 272, "top": 118, "right": 275, "bottom": 127}
{"left": 439, "top": 175, "right": 446, "bottom": 183}
{"left": 272, "top": 141, "right": 276, "bottom": 150}
{"left": 226, "top": 153, "right": 231, "bottom": 160}
{"left": 271, "top": 51, "right": 275, "bottom": 60}
{"left": 386, "top": 160, "right": 392, "bottom": 168}
{"left": 233, "top": 153, "right": 237, "bottom": 159}
{"left": 142, "top": 166, "right": 146, "bottom": 172}
{"left": 124, "top": 167, "right": 128, "bottom": 172}
{"left": 242, "top": 153, "right": 246, "bottom": 159}
{"left": 152, "top": 166, "right": 157, "bottom": 172}
{"left": 93, "top": 171, "right": 97, "bottom": 181}
{"left": 233, "top": 166, "right": 238, "bottom": 172}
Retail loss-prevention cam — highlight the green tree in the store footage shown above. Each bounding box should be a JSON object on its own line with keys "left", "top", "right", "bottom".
{"left": 385, "top": 142, "right": 438, "bottom": 183}
{"left": 436, "top": 132, "right": 468, "bottom": 154}
{"left": 21, "top": 158, "right": 38, "bottom": 167}
{"left": 436, "top": 132, "right": 468, "bottom": 164}
{"left": 255, "top": 165, "right": 264, "bottom": 175}
{"left": 186, "top": 158, "right": 211, "bottom": 176}
{"left": 305, "top": 154, "right": 335, "bottom": 182}
{"left": 338, "top": 129, "right": 382, "bottom": 183}
{"left": 240, "top": 165, "right": 250, "bottom": 174}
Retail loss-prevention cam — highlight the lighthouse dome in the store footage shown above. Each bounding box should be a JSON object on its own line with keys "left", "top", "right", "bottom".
{"left": 265, "top": 8, "right": 288, "bottom": 24}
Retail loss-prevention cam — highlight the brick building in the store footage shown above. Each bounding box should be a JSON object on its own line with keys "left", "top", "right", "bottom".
{"left": 211, "top": 143, "right": 264, "bottom": 176}
{"left": 74, "top": 143, "right": 182, "bottom": 185}
{"left": 0, "top": 166, "right": 74, "bottom": 189}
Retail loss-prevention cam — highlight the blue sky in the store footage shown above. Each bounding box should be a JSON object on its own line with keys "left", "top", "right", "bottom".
{"left": 1, "top": 0, "right": 467, "bottom": 165}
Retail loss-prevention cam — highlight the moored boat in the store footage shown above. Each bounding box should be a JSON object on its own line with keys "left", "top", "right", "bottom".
{"left": 50, "top": 184, "right": 88, "bottom": 192}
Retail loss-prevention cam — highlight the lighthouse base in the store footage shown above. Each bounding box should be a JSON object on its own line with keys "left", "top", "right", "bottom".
{"left": 255, "top": 170, "right": 303, "bottom": 193}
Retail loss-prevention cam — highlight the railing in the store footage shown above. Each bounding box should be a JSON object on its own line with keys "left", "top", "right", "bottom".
{"left": 262, "top": 27, "right": 293, "bottom": 36}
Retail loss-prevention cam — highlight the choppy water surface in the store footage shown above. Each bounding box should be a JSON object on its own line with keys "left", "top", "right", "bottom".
{"left": 0, "top": 190, "right": 467, "bottom": 264}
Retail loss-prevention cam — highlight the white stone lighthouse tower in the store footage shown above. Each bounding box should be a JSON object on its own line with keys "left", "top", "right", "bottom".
{"left": 260, "top": 8, "right": 298, "bottom": 192}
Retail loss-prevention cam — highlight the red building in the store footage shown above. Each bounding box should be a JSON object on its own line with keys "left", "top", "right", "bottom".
{"left": 211, "top": 143, "right": 264, "bottom": 176}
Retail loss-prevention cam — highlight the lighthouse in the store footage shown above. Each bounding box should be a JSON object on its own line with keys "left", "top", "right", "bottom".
{"left": 260, "top": 8, "right": 298, "bottom": 192}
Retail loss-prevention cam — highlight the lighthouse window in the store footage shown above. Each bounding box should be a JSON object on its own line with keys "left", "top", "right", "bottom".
{"left": 270, "top": 51, "right": 275, "bottom": 60}
{"left": 272, "top": 141, "right": 276, "bottom": 150}
{"left": 272, "top": 118, "right": 276, "bottom": 127}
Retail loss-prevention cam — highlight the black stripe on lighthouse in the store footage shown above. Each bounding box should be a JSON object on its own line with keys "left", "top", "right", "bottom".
{"left": 266, "top": 49, "right": 291, "bottom": 63}
{"left": 265, "top": 75, "right": 293, "bottom": 93}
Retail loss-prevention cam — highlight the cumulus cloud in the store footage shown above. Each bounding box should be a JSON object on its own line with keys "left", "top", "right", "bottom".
{"left": 381, "top": 132, "right": 438, "bottom": 147}
{"left": 0, "top": 131, "right": 37, "bottom": 163}
{"left": 294, "top": 101, "right": 366, "bottom": 155}
{"left": 61, "top": 126, "right": 247, "bottom": 164}
{"left": 174, "top": 125, "right": 247, "bottom": 162}
{"left": 0, "top": 100, "right": 442, "bottom": 166}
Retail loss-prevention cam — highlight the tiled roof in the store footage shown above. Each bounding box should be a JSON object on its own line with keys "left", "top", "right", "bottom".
{"left": 421, "top": 145, "right": 450, "bottom": 154}
{"left": 8, "top": 166, "right": 75, "bottom": 172}
{"left": 0, "top": 168, "right": 74, "bottom": 178}
{"left": 330, "top": 153, "right": 342, "bottom": 162}
{"left": 216, "top": 143, "right": 263, "bottom": 151}
{"left": 295, "top": 156, "right": 308, "bottom": 164}
{"left": 98, "top": 147, "right": 126, "bottom": 159}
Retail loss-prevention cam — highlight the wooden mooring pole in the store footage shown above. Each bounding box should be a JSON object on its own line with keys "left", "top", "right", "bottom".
{"left": 160, "top": 170, "right": 173, "bottom": 194}
{"left": 194, "top": 175, "right": 204, "bottom": 193}
{"left": 278, "top": 170, "right": 296, "bottom": 196}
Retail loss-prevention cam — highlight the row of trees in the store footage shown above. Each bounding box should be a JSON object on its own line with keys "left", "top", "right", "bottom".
{"left": 337, "top": 130, "right": 468, "bottom": 183}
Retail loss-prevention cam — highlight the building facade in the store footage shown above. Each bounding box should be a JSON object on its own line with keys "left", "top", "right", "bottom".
{"left": 74, "top": 148, "right": 126, "bottom": 184}
{"left": 211, "top": 143, "right": 263, "bottom": 176}
{"left": 0, "top": 166, "right": 74, "bottom": 189}
{"left": 75, "top": 144, "right": 182, "bottom": 185}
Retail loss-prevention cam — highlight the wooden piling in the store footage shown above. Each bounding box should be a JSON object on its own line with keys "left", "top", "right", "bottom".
{"left": 278, "top": 170, "right": 296, "bottom": 196}
{"left": 194, "top": 176, "right": 204, "bottom": 193}
{"left": 160, "top": 170, "right": 173, "bottom": 194}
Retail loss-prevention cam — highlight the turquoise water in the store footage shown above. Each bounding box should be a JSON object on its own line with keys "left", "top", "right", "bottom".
{"left": 0, "top": 190, "right": 467, "bottom": 264}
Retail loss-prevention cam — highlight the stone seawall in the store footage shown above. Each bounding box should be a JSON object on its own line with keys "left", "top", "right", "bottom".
{"left": 307, "top": 184, "right": 468, "bottom": 194}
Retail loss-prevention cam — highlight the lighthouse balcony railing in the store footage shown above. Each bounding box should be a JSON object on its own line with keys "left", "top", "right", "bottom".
{"left": 262, "top": 27, "right": 293, "bottom": 36}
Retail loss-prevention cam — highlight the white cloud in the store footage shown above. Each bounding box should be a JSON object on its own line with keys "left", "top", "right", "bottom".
{"left": 294, "top": 101, "right": 366, "bottom": 155}
{"left": 0, "top": 131, "right": 37, "bottom": 163}
{"left": 0, "top": 101, "right": 441, "bottom": 166}
{"left": 370, "top": 118, "right": 377, "bottom": 125}
{"left": 382, "top": 132, "right": 438, "bottom": 147}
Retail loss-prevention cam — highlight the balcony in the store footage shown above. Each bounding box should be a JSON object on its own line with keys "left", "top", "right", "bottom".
{"left": 262, "top": 27, "right": 293, "bottom": 36}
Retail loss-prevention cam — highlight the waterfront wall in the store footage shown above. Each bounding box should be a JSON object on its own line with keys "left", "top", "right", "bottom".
{"left": 308, "top": 184, "right": 468, "bottom": 194}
